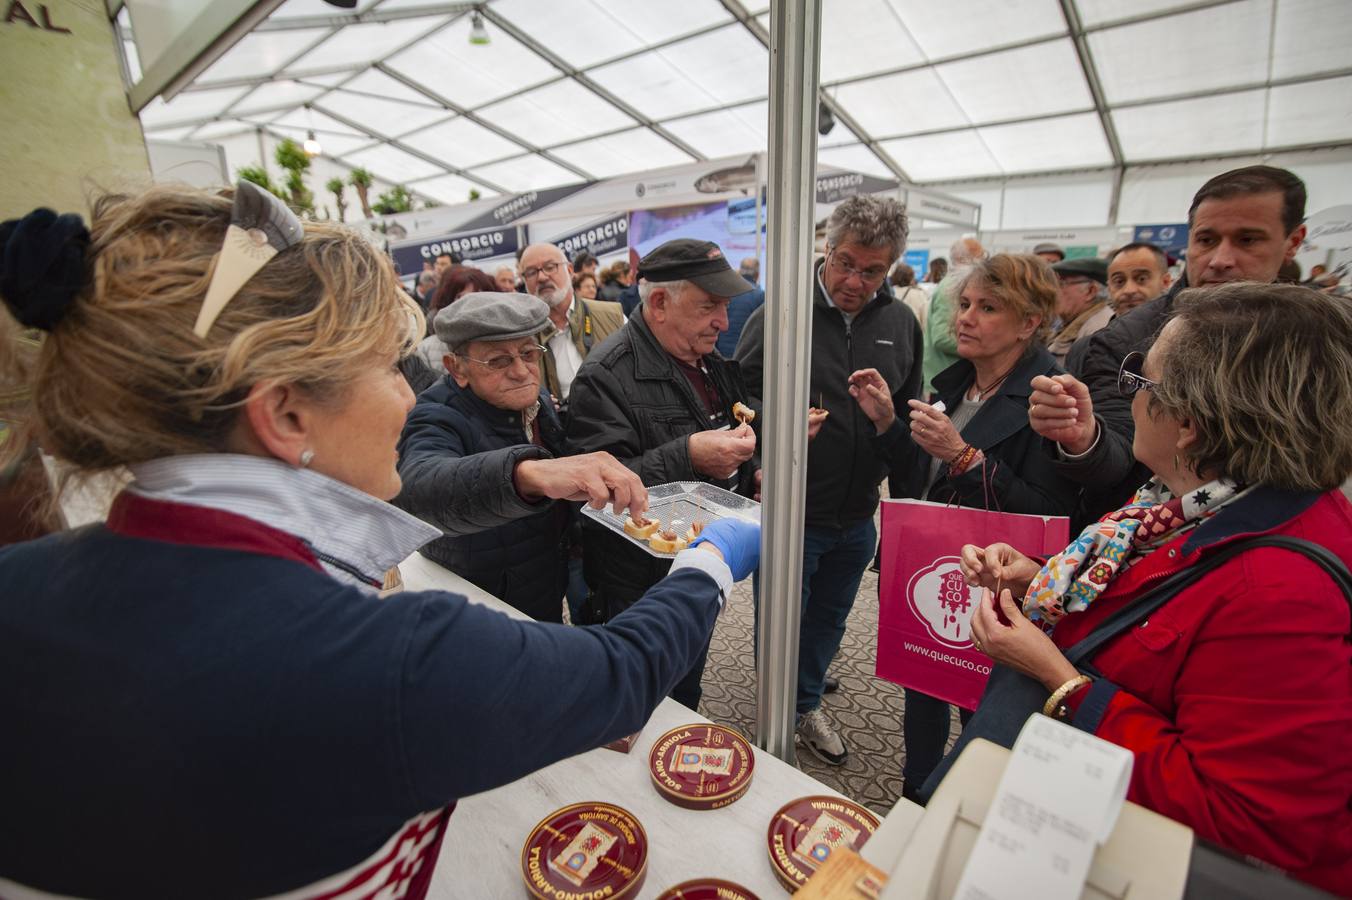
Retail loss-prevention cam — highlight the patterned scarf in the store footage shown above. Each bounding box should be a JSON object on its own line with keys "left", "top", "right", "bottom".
{"left": 1023, "top": 476, "right": 1249, "bottom": 628}
{"left": 521, "top": 400, "right": 543, "bottom": 446}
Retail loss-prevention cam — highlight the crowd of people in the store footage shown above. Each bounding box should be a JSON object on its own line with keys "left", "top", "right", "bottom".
{"left": 1, "top": 162, "right": 1349, "bottom": 897}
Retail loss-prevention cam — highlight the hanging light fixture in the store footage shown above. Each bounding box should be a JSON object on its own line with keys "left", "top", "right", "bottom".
{"left": 303, "top": 129, "right": 322, "bottom": 157}
{"left": 468, "top": 10, "right": 490, "bottom": 45}
{"left": 817, "top": 101, "right": 836, "bottom": 137}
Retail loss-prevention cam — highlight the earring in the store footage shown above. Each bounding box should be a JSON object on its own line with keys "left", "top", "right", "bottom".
{"left": 299, "top": 449, "right": 314, "bottom": 468}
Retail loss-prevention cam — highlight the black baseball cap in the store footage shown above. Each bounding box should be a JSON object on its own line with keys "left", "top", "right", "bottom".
{"left": 637, "top": 239, "right": 754, "bottom": 298}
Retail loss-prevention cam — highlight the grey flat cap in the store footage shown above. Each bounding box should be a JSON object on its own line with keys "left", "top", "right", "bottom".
{"left": 1032, "top": 242, "right": 1065, "bottom": 260}
{"left": 1052, "top": 257, "right": 1109, "bottom": 285}
{"left": 434, "top": 292, "right": 550, "bottom": 346}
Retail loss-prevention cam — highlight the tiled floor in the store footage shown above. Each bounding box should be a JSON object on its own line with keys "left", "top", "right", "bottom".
{"left": 694, "top": 563, "right": 962, "bottom": 819}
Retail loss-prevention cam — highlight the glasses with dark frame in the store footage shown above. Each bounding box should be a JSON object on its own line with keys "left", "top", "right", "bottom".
{"left": 456, "top": 344, "right": 548, "bottom": 371}
{"left": 520, "top": 260, "right": 564, "bottom": 281}
{"left": 829, "top": 249, "right": 888, "bottom": 284}
{"left": 1117, "top": 351, "right": 1157, "bottom": 396}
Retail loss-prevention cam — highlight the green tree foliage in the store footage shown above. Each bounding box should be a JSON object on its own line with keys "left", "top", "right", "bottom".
{"left": 325, "top": 177, "right": 348, "bottom": 223}
{"left": 274, "top": 138, "right": 311, "bottom": 176}
{"left": 236, "top": 166, "right": 284, "bottom": 198}
{"left": 273, "top": 139, "right": 315, "bottom": 215}
{"left": 372, "top": 185, "right": 414, "bottom": 215}
{"left": 348, "top": 167, "right": 374, "bottom": 219}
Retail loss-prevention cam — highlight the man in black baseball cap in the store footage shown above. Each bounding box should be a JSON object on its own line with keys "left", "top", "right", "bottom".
{"left": 636, "top": 238, "right": 758, "bottom": 299}
{"left": 566, "top": 238, "right": 759, "bottom": 708}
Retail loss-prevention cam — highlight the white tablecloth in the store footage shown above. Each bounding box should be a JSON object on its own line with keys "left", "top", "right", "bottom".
{"left": 398, "top": 552, "right": 850, "bottom": 899}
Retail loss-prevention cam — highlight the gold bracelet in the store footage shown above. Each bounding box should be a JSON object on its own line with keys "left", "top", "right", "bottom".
{"left": 1042, "top": 675, "right": 1094, "bottom": 719}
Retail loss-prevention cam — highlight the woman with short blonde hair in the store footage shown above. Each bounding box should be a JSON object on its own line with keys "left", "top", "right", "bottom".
{"left": 0, "top": 184, "right": 754, "bottom": 898}
{"left": 955, "top": 252, "right": 1058, "bottom": 346}
{"left": 851, "top": 252, "right": 1078, "bottom": 798}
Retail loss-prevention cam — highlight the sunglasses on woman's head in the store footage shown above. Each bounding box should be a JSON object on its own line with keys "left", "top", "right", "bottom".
{"left": 1117, "top": 351, "right": 1157, "bottom": 396}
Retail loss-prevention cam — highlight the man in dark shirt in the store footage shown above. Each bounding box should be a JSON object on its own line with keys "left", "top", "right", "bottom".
{"left": 1028, "top": 165, "right": 1308, "bottom": 523}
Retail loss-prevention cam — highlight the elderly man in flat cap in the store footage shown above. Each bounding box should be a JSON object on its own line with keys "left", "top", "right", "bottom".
{"left": 1032, "top": 242, "right": 1065, "bottom": 264}
{"left": 394, "top": 292, "right": 646, "bottom": 622}
{"left": 1047, "top": 256, "right": 1113, "bottom": 367}
{"left": 566, "top": 239, "right": 758, "bottom": 710}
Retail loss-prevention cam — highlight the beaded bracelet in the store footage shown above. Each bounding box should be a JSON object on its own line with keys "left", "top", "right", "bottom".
{"left": 948, "top": 444, "right": 979, "bottom": 477}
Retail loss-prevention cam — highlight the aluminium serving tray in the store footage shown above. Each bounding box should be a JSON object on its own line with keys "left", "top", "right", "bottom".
{"left": 579, "top": 481, "right": 760, "bottom": 558}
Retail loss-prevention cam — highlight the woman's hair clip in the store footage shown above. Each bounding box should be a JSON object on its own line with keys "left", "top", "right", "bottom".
{"left": 0, "top": 208, "right": 91, "bottom": 332}
{"left": 194, "top": 181, "right": 305, "bottom": 338}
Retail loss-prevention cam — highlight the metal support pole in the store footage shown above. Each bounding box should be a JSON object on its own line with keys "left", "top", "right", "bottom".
{"left": 756, "top": 0, "right": 822, "bottom": 763}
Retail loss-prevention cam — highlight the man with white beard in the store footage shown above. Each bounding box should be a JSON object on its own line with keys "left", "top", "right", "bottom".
{"left": 518, "top": 243, "right": 625, "bottom": 417}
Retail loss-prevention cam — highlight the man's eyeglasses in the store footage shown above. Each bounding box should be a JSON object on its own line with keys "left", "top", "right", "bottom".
{"left": 456, "top": 344, "right": 548, "bottom": 371}
{"left": 829, "top": 250, "right": 888, "bottom": 283}
{"left": 1117, "top": 351, "right": 1157, "bottom": 396}
{"left": 521, "top": 260, "right": 564, "bottom": 281}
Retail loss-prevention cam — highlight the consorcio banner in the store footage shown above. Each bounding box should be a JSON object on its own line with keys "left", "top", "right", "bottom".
{"left": 388, "top": 226, "right": 520, "bottom": 274}
{"left": 548, "top": 213, "right": 628, "bottom": 259}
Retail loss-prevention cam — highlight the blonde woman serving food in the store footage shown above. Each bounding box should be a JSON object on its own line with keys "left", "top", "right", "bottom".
{"left": 0, "top": 185, "right": 758, "bottom": 899}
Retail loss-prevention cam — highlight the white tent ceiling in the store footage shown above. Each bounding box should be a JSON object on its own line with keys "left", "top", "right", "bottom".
{"left": 130, "top": 0, "right": 1352, "bottom": 206}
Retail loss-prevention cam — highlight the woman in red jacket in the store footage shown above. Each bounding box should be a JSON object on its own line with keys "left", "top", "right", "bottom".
{"left": 958, "top": 283, "right": 1352, "bottom": 895}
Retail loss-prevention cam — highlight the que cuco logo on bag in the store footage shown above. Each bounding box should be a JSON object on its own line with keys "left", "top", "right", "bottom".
{"left": 906, "top": 556, "right": 982, "bottom": 649}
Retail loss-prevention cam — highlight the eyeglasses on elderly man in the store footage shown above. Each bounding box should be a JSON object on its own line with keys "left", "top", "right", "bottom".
{"left": 454, "top": 343, "right": 548, "bottom": 371}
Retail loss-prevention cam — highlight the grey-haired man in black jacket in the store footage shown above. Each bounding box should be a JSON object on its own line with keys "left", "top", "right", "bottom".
{"left": 735, "top": 194, "right": 923, "bottom": 765}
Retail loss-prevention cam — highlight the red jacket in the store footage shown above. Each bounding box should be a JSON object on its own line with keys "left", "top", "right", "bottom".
{"left": 1054, "top": 487, "right": 1352, "bottom": 896}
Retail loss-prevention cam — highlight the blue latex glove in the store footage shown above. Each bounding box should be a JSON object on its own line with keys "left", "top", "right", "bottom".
{"left": 690, "top": 518, "right": 761, "bottom": 581}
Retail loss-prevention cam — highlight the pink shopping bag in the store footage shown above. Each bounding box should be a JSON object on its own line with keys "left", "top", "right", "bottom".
{"left": 875, "top": 499, "right": 1069, "bottom": 710}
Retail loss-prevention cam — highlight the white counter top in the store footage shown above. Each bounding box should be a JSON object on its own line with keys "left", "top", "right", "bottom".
{"left": 398, "top": 552, "right": 849, "bottom": 899}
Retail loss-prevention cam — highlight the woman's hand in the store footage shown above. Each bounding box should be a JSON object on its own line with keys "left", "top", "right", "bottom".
{"left": 847, "top": 368, "right": 895, "bottom": 433}
{"left": 907, "top": 399, "right": 966, "bottom": 462}
{"left": 971, "top": 588, "right": 1079, "bottom": 691}
{"left": 959, "top": 542, "right": 1040, "bottom": 597}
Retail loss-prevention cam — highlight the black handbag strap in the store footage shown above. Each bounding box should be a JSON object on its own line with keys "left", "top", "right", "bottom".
{"left": 1064, "top": 535, "right": 1352, "bottom": 667}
